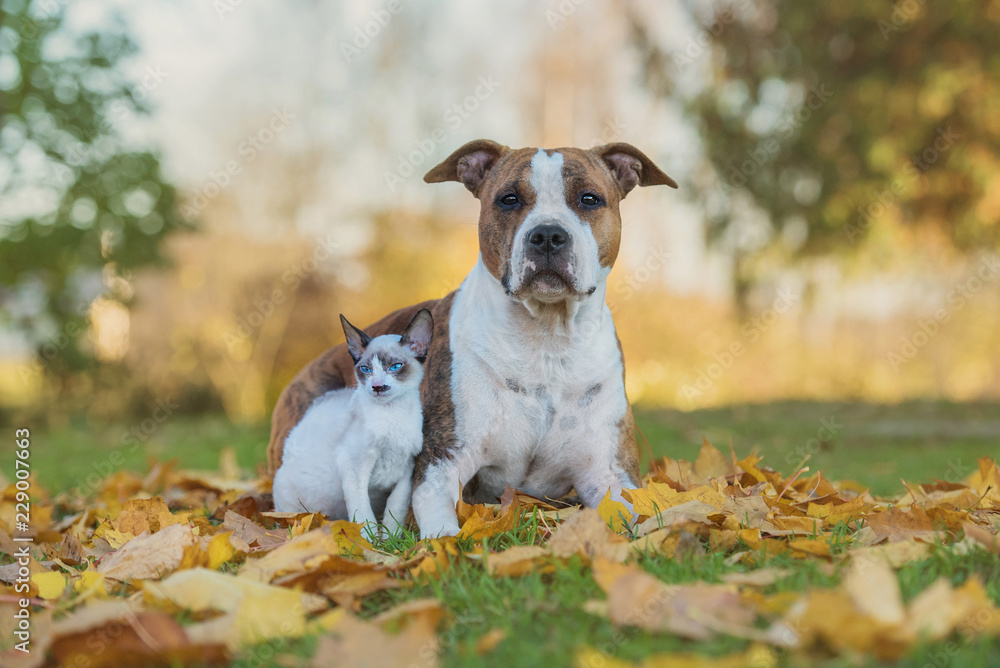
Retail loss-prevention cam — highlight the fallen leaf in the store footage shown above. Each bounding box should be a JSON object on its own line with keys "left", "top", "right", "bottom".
{"left": 591, "top": 559, "right": 759, "bottom": 640}
{"left": 548, "top": 509, "right": 629, "bottom": 561}
{"left": 97, "top": 523, "right": 197, "bottom": 581}
{"left": 311, "top": 610, "right": 438, "bottom": 668}
{"left": 47, "top": 600, "right": 228, "bottom": 668}
{"left": 240, "top": 524, "right": 373, "bottom": 583}
{"left": 144, "top": 568, "right": 326, "bottom": 648}
{"left": 31, "top": 571, "right": 66, "bottom": 599}
{"left": 864, "top": 506, "right": 937, "bottom": 542}
{"left": 597, "top": 490, "right": 632, "bottom": 532}
{"left": 484, "top": 545, "right": 551, "bottom": 576}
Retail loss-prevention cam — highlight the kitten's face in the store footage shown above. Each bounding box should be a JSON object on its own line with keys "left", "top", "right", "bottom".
{"left": 352, "top": 337, "right": 424, "bottom": 401}
{"left": 340, "top": 308, "right": 434, "bottom": 402}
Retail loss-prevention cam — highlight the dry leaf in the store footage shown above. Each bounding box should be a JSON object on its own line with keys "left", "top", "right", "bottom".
{"left": 97, "top": 523, "right": 197, "bottom": 581}
{"left": 47, "top": 600, "right": 228, "bottom": 668}
{"left": 548, "top": 509, "right": 629, "bottom": 561}
{"left": 597, "top": 490, "right": 633, "bottom": 532}
{"left": 485, "top": 545, "right": 551, "bottom": 576}
{"left": 311, "top": 611, "right": 438, "bottom": 668}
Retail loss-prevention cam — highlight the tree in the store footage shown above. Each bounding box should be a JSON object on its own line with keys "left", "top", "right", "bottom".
{"left": 0, "top": 2, "right": 186, "bottom": 386}
{"left": 630, "top": 1, "right": 1000, "bottom": 304}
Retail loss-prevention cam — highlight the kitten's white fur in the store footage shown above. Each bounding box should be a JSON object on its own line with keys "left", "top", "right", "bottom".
{"left": 273, "top": 315, "right": 430, "bottom": 534}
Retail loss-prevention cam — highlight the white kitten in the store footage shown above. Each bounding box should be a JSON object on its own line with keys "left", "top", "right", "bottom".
{"left": 272, "top": 309, "right": 433, "bottom": 535}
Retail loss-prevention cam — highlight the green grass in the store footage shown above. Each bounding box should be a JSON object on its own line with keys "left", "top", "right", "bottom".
{"left": 634, "top": 400, "right": 1000, "bottom": 496}
{"left": 4, "top": 401, "right": 999, "bottom": 667}
{"left": 9, "top": 400, "right": 999, "bottom": 497}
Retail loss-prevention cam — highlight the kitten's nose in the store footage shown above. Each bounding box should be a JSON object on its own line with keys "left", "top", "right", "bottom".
{"left": 372, "top": 383, "right": 389, "bottom": 394}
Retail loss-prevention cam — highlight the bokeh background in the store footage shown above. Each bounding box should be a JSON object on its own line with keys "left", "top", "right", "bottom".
{"left": 2, "top": 0, "right": 999, "bottom": 492}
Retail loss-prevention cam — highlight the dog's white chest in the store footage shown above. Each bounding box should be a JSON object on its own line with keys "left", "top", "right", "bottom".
{"left": 447, "top": 261, "right": 627, "bottom": 501}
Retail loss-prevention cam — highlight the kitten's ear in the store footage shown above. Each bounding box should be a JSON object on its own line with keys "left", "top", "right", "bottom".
{"left": 399, "top": 308, "right": 433, "bottom": 360}
{"left": 340, "top": 314, "right": 371, "bottom": 363}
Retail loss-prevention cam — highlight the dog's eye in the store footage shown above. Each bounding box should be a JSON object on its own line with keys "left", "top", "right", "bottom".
{"left": 497, "top": 193, "right": 519, "bottom": 208}
{"left": 389, "top": 362, "right": 403, "bottom": 372}
{"left": 580, "top": 193, "right": 602, "bottom": 207}
{"left": 359, "top": 365, "right": 371, "bottom": 374}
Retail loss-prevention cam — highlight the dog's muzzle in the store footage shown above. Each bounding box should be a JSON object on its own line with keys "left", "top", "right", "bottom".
{"left": 519, "top": 223, "right": 577, "bottom": 299}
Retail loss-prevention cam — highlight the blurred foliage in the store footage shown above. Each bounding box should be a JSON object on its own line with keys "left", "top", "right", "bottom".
{"left": 632, "top": 1, "right": 1000, "bottom": 302}
{"left": 0, "top": 1, "right": 185, "bottom": 380}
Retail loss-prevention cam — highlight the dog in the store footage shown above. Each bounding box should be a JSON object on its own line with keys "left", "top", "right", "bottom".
{"left": 267, "top": 139, "right": 677, "bottom": 537}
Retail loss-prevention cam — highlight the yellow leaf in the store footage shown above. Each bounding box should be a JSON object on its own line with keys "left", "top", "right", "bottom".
{"left": 207, "top": 531, "right": 236, "bottom": 570}
{"left": 74, "top": 571, "right": 107, "bottom": 598}
{"left": 597, "top": 490, "right": 632, "bottom": 532}
{"left": 103, "top": 528, "right": 136, "bottom": 549}
{"left": 693, "top": 437, "right": 731, "bottom": 482}
{"left": 236, "top": 591, "right": 307, "bottom": 645}
{"left": 32, "top": 571, "right": 66, "bottom": 599}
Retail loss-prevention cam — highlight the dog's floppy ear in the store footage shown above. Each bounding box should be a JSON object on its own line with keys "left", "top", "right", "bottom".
{"left": 424, "top": 139, "right": 508, "bottom": 197}
{"left": 340, "top": 314, "right": 372, "bottom": 364}
{"left": 399, "top": 308, "right": 433, "bottom": 360}
{"left": 595, "top": 143, "right": 678, "bottom": 197}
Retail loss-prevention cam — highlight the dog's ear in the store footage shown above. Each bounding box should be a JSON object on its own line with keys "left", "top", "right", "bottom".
{"left": 340, "top": 314, "right": 372, "bottom": 364}
{"left": 399, "top": 308, "right": 433, "bottom": 360}
{"left": 595, "top": 143, "right": 677, "bottom": 197}
{"left": 424, "top": 139, "right": 508, "bottom": 197}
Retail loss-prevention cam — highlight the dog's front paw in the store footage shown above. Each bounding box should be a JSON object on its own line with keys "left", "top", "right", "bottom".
{"left": 419, "top": 522, "right": 461, "bottom": 540}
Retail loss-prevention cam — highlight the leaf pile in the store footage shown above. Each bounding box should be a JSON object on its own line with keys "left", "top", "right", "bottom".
{"left": 1, "top": 442, "right": 999, "bottom": 667}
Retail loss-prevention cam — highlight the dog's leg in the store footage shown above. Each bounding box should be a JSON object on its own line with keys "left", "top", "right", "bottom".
{"left": 412, "top": 458, "right": 473, "bottom": 539}
{"left": 573, "top": 460, "right": 638, "bottom": 515}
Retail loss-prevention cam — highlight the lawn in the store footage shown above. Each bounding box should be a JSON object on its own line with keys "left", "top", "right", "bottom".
{"left": 19, "top": 400, "right": 1000, "bottom": 496}
{"left": 2, "top": 401, "right": 999, "bottom": 668}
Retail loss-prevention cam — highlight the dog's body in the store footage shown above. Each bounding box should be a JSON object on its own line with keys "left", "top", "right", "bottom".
{"left": 268, "top": 140, "right": 676, "bottom": 538}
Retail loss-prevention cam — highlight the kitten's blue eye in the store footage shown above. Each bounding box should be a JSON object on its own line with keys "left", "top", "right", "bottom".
{"left": 389, "top": 362, "right": 403, "bottom": 372}
{"left": 359, "top": 365, "right": 371, "bottom": 374}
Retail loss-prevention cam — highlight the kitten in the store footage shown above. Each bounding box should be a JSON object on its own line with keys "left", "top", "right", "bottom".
{"left": 272, "top": 309, "right": 432, "bottom": 534}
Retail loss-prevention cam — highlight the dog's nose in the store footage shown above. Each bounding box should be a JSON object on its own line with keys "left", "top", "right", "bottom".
{"left": 527, "top": 225, "right": 569, "bottom": 254}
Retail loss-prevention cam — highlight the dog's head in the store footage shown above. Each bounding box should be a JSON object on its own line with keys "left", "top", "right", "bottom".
{"left": 425, "top": 140, "right": 676, "bottom": 303}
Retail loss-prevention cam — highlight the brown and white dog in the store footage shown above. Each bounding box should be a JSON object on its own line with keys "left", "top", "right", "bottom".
{"left": 267, "top": 139, "right": 677, "bottom": 537}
